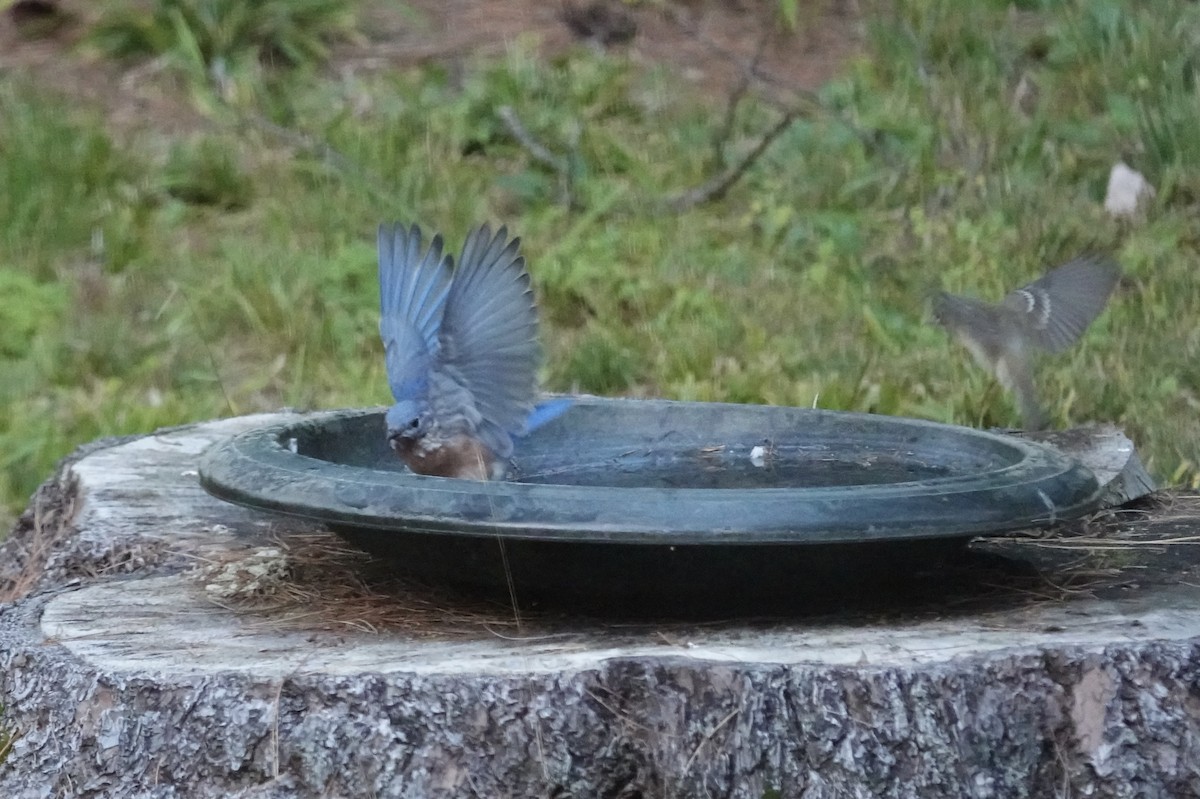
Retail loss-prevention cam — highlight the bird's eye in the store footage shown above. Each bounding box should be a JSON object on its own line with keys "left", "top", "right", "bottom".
{"left": 408, "top": 419, "right": 420, "bottom": 429}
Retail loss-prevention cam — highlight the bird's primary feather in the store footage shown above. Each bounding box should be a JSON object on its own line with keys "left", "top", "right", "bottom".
{"left": 1002, "top": 255, "right": 1120, "bottom": 354}
{"left": 378, "top": 223, "right": 454, "bottom": 401}
{"left": 435, "top": 224, "right": 541, "bottom": 451}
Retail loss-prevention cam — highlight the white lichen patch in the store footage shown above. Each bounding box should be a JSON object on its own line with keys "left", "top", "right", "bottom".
{"left": 198, "top": 547, "right": 291, "bottom": 600}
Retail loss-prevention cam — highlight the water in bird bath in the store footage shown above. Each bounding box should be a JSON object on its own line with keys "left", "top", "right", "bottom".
{"left": 511, "top": 447, "right": 952, "bottom": 489}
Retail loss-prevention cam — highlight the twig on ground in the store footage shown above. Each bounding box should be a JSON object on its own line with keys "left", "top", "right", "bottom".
{"left": 497, "top": 104, "right": 576, "bottom": 207}
{"left": 666, "top": 106, "right": 801, "bottom": 211}
{"left": 658, "top": 2, "right": 890, "bottom": 212}
{"left": 269, "top": 677, "right": 284, "bottom": 779}
{"left": 683, "top": 707, "right": 740, "bottom": 773}
{"left": 709, "top": 23, "right": 772, "bottom": 170}
{"left": 189, "top": 71, "right": 395, "bottom": 207}
{"left": 238, "top": 112, "right": 396, "bottom": 206}
{"left": 240, "top": 113, "right": 355, "bottom": 173}
{"left": 663, "top": 4, "right": 824, "bottom": 111}
{"left": 661, "top": 8, "right": 810, "bottom": 211}
{"left": 584, "top": 687, "right": 681, "bottom": 737}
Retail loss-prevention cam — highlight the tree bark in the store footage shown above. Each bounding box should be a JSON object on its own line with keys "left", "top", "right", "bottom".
{"left": 1, "top": 414, "right": 1196, "bottom": 799}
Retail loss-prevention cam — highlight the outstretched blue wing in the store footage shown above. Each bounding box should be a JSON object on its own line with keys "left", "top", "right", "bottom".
{"left": 435, "top": 224, "right": 541, "bottom": 445}
{"left": 378, "top": 222, "right": 454, "bottom": 401}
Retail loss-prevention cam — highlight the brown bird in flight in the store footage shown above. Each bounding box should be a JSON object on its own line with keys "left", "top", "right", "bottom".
{"left": 932, "top": 255, "right": 1121, "bottom": 430}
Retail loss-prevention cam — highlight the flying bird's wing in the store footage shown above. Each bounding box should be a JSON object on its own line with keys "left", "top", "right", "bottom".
{"left": 1002, "top": 256, "right": 1120, "bottom": 353}
{"left": 378, "top": 222, "right": 454, "bottom": 401}
{"left": 436, "top": 224, "right": 540, "bottom": 445}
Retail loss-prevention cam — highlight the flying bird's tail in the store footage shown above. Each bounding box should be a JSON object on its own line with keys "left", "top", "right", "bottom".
{"left": 994, "top": 352, "right": 1049, "bottom": 431}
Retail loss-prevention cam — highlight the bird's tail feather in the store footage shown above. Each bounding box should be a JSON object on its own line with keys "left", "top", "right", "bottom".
{"left": 996, "top": 353, "right": 1048, "bottom": 431}
{"left": 524, "top": 397, "right": 573, "bottom": 433}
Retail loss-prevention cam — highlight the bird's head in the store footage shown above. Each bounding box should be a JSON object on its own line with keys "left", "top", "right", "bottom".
{"left": 385, "top": 400, "right": 428, "bottom": 450}
{"left": 929, "top": 290, "right": 957, "bottom": 327}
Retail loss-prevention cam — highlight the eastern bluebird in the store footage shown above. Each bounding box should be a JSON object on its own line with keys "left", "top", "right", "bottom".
{"left": 932, "top": 255, "right": 1120, "bottom": 431}
{"left": 378, "top": 222, "right": 571, "bottom": 480}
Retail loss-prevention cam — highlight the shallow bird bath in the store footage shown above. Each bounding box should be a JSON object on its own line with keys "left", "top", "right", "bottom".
{"left": 200, "top": 397, "right": 1104, "bottom": 612}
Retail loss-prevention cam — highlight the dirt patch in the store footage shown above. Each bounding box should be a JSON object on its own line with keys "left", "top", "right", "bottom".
{"left": 347, "top": 0, "right": 863, "bottom": 99}
{"left": 1, "top": 0, "right": 862, "bottom": 138}
{"left": 0, "top": 3, "right": 213, "bottom": 137}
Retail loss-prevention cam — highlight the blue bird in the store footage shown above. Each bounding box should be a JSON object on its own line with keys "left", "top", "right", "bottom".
{"left": 378, "top": 222, "right": 571, "bottom": 479}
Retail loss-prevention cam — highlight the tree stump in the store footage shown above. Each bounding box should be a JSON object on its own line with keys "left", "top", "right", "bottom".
{"left": 1, "top": 413, "right": 1198, "bottom": 799}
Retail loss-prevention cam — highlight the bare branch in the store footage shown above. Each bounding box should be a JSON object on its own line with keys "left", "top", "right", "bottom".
{"left": 655, "top": 4, "right": 895, "bottom": 211}
{"left": 497, "top": 106, "right": 569, "bottom": 174}
{"left": 663, "top": 4, "right": 824, "bottom": 111}
{"left": 497, "top": 105, "right": 575, "bottom": 207}
{"left": 240, "top": 113, "right": 356, "bottom": 175}
{"left": 232, "top": 107, "right": 395, "bottom": 207}
{"left": 658, "top": 7, "right": 812, "bottom": 211}
{"left": 666, "top": 106, "right": 801, "bottom": 212}
{"left": 709, "top": 21, "right": 772, "bottom": 169}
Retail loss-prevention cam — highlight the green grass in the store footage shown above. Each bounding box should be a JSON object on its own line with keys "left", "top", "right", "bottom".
{"left": 2, "top": 0, "right": 1200, "bottom": 528}
{"left": 90, "top": 0, "right": 357, "bottom": 70}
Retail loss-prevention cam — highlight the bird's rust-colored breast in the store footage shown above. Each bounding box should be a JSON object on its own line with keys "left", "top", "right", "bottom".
{"left": 392, "top": 435, "right": 496, "bottom": 480}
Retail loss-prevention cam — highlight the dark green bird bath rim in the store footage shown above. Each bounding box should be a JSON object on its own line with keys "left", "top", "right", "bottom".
{"left": 199, "top": 398, "right": 1102, "bottom": 612}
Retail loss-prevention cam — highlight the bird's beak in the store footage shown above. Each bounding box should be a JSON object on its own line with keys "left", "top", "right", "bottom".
{"left": 387, "top": 427, "right": 419, "bottom": 448}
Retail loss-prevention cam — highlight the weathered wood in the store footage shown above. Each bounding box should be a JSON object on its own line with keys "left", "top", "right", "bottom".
{"left": 1, "top": 414, "right": 1198, "bottom": 799}
{"left": 1023, "top": 423, "right": 1157, "bottom": 507}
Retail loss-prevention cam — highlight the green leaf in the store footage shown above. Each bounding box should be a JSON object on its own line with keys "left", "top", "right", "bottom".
{"left": 778, "top": 0, "right": 798, "bottom": 30}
